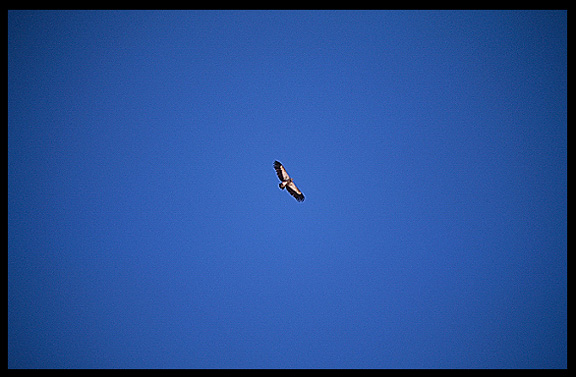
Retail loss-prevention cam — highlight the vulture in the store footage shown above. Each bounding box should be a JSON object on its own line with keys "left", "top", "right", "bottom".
{"left": 273, "top": 160, "right": 305, "bottom": 202}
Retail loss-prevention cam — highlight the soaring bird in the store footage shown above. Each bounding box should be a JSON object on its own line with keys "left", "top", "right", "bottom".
{"left": 273, "top": 160, "right": 305, "bottom": 202}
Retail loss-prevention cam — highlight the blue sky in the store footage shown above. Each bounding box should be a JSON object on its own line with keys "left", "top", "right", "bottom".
{"left": 8, "top": 10, "right": 566, "bottom": 369}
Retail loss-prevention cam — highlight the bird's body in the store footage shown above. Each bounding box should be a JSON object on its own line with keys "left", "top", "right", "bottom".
{"left": 273, "top": 161, "right": 305, "bottom": 202}
{"left": 279, "top": 180, "right": 291, "bottom": 189}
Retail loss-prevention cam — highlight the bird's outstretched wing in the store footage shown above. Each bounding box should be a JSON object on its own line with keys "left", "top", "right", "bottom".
{"left": 286, "top": 181, "right": 305, "bottom": 202}
{"left": 273, "top": 161, "right": 290, "bottom": 181}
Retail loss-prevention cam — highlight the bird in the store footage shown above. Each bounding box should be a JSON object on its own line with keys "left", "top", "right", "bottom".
{"left": 273, "top": 160, "right": 305, "bottom": 202}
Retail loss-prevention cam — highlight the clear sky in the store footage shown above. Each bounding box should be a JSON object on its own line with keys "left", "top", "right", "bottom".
{"left": 8, "top": 10, "right": 566, "bottom": 369}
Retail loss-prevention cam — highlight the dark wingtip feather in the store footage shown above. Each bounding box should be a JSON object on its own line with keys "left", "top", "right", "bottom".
{"left": 295, "top": 194, "right": 305, "bottom": 202}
